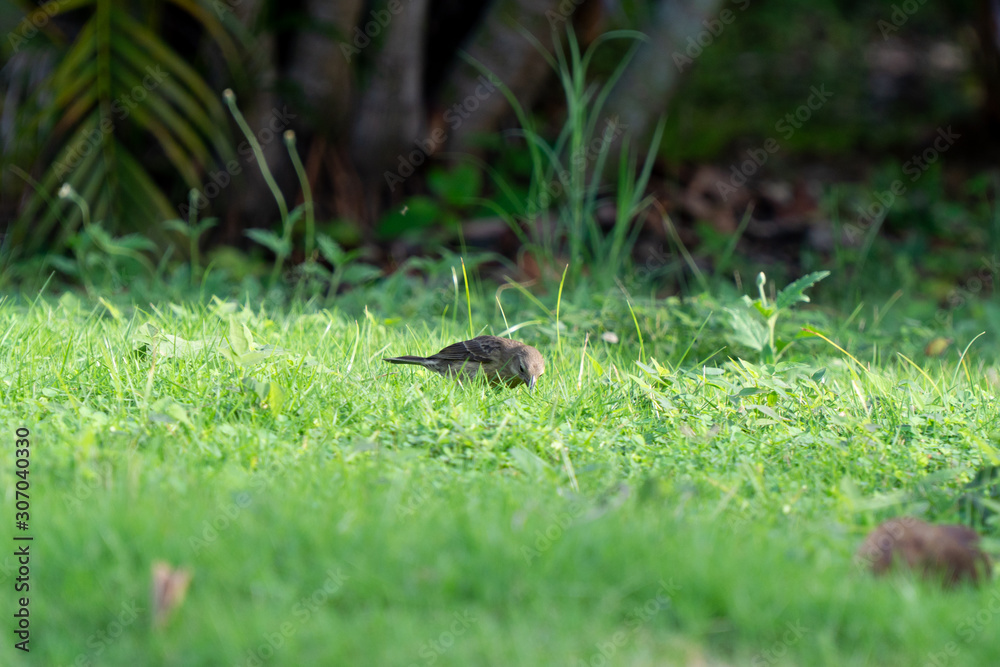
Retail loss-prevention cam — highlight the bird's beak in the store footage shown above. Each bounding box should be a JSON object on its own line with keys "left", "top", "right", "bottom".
{"left": 528, "top": 375, "right": 536, "bottom": 392}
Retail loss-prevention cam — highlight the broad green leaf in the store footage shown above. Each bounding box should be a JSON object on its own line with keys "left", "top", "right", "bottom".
{"left": 317, "top": 234, "right": 345, "bottom": 264}
{"left": 150, "top": 398, "right": 193, "bottom": 427}
{"left": 133, "top": 322, "right": 209, "bottom": 359}
{"left": 227, "top": 318, "right": 252, "bottom": 357}
{"left": 341, "top": 264, "right": 382, "bottom": 285}
{"left": 726, "top": 307, "right": 768, "bottom": 352}
{"left": 267, "top": 383, "right": 286, "bottom": 418}
{"left": 776, "top": 271, "right": 831, "bottom": 311}
{"left": 245, "top": 229, "right": 291, "bottom": 256}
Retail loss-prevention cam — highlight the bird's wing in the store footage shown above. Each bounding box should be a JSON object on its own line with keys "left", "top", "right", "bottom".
{"left": 431, "top": 338, "right": 495, "bottom": 363}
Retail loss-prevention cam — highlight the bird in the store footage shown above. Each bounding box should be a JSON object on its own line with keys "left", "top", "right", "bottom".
{"left": 383, "top": 335, "right": 544, "bottom": 391}
{"left": 856, "top": 517, "right": 991, "bottom": 586}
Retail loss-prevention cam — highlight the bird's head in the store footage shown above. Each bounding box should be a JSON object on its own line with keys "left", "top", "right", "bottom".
{"left": 516, "top": 345, "right": 545, "bottom": 392}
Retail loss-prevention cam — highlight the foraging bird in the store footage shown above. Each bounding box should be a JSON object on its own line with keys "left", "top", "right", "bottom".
{"left": 383, "top": 335, "right": 544, "bottom": 391}
{"left": 856, "top": 517, "right": 991, "bottom": 586}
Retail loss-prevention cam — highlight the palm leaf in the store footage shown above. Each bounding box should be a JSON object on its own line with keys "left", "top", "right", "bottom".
{"left": 8, "top": 0, "right": 247, "bottom": 258}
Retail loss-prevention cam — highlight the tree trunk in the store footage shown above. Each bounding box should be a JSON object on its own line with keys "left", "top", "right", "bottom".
{"left": 348, "top": 0, "right": 431, "bottom": 223}
{"left": 286, "top": 0, "right": 364, "bottom": 133}
{"left": 605, "top": 0, "right": 725, "bottom": 147}
{"left": 439, "top": 0, "right": 568, "bottom": 153}
{"left": 224, "top": 0, "right": 285, "bottom": 238}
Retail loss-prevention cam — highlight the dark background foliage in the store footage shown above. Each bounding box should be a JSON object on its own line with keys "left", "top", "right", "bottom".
{"left": 1, "top": 0, "right": 997, "bottom": 297}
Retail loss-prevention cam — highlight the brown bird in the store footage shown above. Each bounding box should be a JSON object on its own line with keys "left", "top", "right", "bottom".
{"left": 383, "top": 335, "right": 544, "bottom": 390}
{"left": 856, "top": 517, "right": 991, "bottom": 586}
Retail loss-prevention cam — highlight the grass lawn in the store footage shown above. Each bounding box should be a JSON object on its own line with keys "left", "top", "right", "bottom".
{"left": 2, "top": 282, "right": 999, "bottom": 666}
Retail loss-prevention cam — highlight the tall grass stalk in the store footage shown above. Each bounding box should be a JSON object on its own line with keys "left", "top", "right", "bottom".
{"left": 164, "top": 189, "right": 217, "bottom": 288}
{"left": 556, "top": 264, "right": 568, "bottom": 355}
{"left": 284, "top": 130, "right": 315, "bottom": 261}
{"left": 463, "top": 27, "right": 655, "bottom": 286}
{"left": 461, "top": 257, "right": 473, "bottom": 339}
{"left": 223, "top": 89, "right": 288, "bottom": 223}
{"left": 224, "top": 89, "right": 294, "bottom": 285}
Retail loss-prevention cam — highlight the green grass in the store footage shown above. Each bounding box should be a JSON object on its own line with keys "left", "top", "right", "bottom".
{"left": 2, "top": 281, "right": 1000, "bottom": 665}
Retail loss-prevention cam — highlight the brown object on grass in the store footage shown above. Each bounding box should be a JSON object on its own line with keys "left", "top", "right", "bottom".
{"left": 152, "top": 561, "right": 193, "bottom": 628}
{"left": 856, "top": 517, "right": 991, "bottom": 586}
{"left": 384, "top": 335, "right": 544, "bottom": 391}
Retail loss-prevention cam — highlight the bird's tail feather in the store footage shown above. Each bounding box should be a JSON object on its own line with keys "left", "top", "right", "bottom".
{"left": 383, "top": 356, "right": 428, "bottom": 365}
